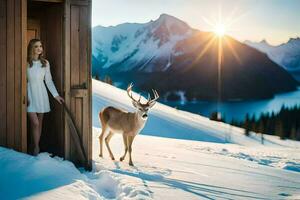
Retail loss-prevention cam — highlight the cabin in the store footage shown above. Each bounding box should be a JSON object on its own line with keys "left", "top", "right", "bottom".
{"left": 0, "top": 0, "right": 92, "bottom": 169}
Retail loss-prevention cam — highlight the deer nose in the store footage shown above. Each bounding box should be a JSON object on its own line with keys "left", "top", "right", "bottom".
{"left": 142, "top": 114, "right": 148, "bottom": 118}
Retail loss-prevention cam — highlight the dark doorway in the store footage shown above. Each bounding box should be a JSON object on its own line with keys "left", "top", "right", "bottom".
{"left": 27, "top": 0, "right": 64, "bottom": 157}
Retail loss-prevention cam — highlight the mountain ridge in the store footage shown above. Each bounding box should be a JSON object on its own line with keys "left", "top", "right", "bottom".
{"left": 245, "top": 37, "right": 300, "bottom": 81}
{"left": 92, "top": 14, "right": 298, "bottom": 101}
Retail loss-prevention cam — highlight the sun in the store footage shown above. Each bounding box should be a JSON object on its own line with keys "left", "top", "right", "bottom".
{"left": 214, "top": 23, "right": 226, "bottom": 37}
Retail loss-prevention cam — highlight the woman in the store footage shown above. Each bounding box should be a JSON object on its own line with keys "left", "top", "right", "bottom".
{"left": 27, "top": 38, "right": 64, "bottom": 156}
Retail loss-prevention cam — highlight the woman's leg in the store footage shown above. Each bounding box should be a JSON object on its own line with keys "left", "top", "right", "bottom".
{"left": 28, "top": 112, "right": 40, "bottom": 155}
{"left": 37, "top": 113, "right": 44, "bottom": 153}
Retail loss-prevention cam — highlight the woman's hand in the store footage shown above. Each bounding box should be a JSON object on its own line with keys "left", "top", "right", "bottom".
{"left": 55, "top": 96, "right": 65, "bottom": 104}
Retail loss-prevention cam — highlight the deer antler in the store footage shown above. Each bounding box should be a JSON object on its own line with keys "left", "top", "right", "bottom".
{"left": 127, "top": 83, "right": 141, "bottom": 103}
{"left": 127, "top": 83, "right": 159, "bottom": 105}
{"left": 146, "top": 89, "right": 159, "bottom": 105}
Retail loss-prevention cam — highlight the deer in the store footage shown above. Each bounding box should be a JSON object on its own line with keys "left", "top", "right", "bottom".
{"left": 98, "top": 83, "right": 159, "bottom": 166}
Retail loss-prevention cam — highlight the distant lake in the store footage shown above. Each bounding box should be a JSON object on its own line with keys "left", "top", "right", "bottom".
{"left": 163, "top": 87, "right": 300, "bottom": 122}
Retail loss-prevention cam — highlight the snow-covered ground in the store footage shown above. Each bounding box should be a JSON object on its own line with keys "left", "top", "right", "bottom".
{"left": 1, "top": 79, "right": 300, "bottom": 200}
{"left": 0, "top": 146, "right": 152, "bottom": 200}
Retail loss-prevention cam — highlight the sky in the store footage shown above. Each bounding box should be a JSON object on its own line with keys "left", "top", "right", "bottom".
{"left": 92, "top": 0, "right": 300, "bottom": 45}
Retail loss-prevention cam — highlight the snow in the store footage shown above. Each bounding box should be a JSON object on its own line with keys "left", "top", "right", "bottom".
{"left": 91, "top": 129, "right": 300, "bottom": 200}
{"left": 0, "top": 147, "right": 151, "bottom": 200}
{"left": 0, "top": 79, "right": 300, "bottom": 199}
{"left": 92, "top": 80, "right": 300, "bottom": 148}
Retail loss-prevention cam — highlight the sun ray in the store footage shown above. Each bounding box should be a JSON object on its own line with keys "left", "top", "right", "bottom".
{"left": 183, "top": 34, "right": 216, "bottom": 72}
{"left": 224, "top": 37, "right": 243, "bottom": 65}
{"left": 189, "top": 34, "right": 216, "bottom": 67}
{"left": 200, "top": 3, "right": 249, "bottom": 117}
{"left": 217, "top": 36, "right": 223, "bottom": 104}
{"left": 202, "top": 17, "right": 217, "bottom": 28}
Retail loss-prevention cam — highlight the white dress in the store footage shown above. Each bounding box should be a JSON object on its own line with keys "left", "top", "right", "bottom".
{"left": 27, "top": 60, "right": 59, "bottom": 113}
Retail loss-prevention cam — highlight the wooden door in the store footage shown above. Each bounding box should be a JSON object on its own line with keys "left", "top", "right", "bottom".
{"left": 64, "top": 0, "right": 92, "bottom": 169}
{"left": 0, "top": 0, "right": 27, "bottom": 152}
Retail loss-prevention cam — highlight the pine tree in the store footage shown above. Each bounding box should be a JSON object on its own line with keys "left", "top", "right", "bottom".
{"left": 244, "top": 113, "right": 250, "bottom": 136}
{"left": 290, "top": 126, "right": 297, "bottom": 140}
{"left": 258, "top": 119, "right": 264, "bottom": 134}
{"left": 275, "top": 121, "right": 285, "bottom": 139}
{"left": 103, "top": 75, "right": 113, "bottom": 85}
{"left": 261, "top": 132, "right": 264, "bottom": 144}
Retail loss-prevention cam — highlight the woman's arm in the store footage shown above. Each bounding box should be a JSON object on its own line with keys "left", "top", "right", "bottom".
{"left": 45, "top": 61, "right": 64, "bottom": 104}
{"left": 45, "top": 61, "right": 59, "bottom": 97}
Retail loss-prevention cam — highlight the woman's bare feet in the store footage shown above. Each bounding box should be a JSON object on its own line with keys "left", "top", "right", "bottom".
{"left": 33, "top": 146, "right": 40, "bottom": 156}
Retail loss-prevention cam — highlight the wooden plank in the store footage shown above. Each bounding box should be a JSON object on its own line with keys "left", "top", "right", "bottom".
{"left": 79, "top": 5, "right": 87, "bottom": 85}
{"left": 70, "top": 5, "right": 79, "bottom": 87}
{"left": 75, "top": 97, "right": 82, "bottom": 139}
{"left": 6, "top": 0, "right": 15, "bottom": 148}
{"left": 82, "top": 95, "right": 88, "bottom": 166}
{"left": 14, "top": 0, "right": 21, "bottom": 151}
{"left": 77, "top": 5, "right": 88, "bottom": 167}
{"left": 70, "top": 96, "right": 77, "bottom": 162}
{"left": 87, "top": 1, "right": 93, "bottom": 168}
{"left": 87, "top": 0, "right": 92, "bottom": 168}
{"left": 80, "top": 2, "right": 91, "bottom": 168}
{"left": 0, "top": 0, "right": 7, "bottom": 147}
{"left": 64, "top": 0, "right": 71, "bottom": 160}
{"left": 21, "top": 0, "right": 27, "bottom": 153}
{"left": 70, "top": 5, "right": 80, "bottom": 162}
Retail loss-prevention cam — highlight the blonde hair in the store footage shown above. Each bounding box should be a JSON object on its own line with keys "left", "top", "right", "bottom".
{"left": 27, "top": 38, "right": 47, "bottom": 68}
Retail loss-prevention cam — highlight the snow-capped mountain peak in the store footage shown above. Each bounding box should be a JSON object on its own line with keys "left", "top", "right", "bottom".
{"left": 92, "top": 14, "right": 193, "bottom": 72}
{"left": 149, "top": 14, "right": 191, "bottom": 46}
{"left": 245, "top": 37, "right": 300, "bottom": 79}
{"left": 287, "top": 37, "right": 300, "bottom": 43}
{"left": 260, "top": 39, "right": 270, "bottom": 45}
{"left": 154, "top": 13, "right": 190, "bottom": 33}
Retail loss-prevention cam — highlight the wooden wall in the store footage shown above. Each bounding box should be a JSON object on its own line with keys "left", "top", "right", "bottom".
{"left": 0, "top": 0, "right": 27, "bottom": 153}
{"left": 0, "top": 0, "right": 92, "bottom": 169}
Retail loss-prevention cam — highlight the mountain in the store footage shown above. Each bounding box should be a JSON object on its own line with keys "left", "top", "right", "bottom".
{"left": 92, "top": 14, "right": 193, "bottom": 73}
{"left": 245, "top": 38, "right": 300, "bottom": 81}
{"left": 92, "top": 14, "right": 299, "bottom": 101}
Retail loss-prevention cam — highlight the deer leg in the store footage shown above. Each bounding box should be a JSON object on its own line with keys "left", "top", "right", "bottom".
{"left": 105, "top": 131, "right": 115, "bottom": 160}
{"left": 128, "top": 136, "right": 135, "bottom": 166}
{"left": 120, "top": 135, "right": 128, "bottom": 162}
{"left": 99, "top": 127, "right": 108, "bottom": 157}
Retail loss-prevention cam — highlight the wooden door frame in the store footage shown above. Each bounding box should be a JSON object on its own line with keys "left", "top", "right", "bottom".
{"left": 21, "top": 0, "right": 28, "bottom": 153}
